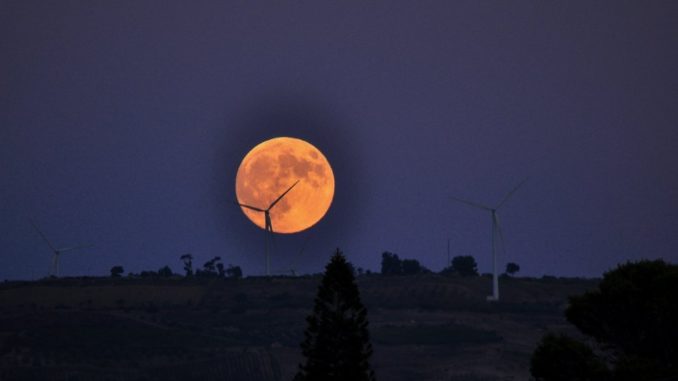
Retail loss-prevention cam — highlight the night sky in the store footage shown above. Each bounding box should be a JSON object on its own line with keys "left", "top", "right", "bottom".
{"left": 2, "top": 1, "right": 677, "bottom": 280}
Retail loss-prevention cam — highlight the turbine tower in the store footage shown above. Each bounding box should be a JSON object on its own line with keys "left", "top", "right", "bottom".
{"left": 450, "top": 178, "right": 527, "bottom": 301}
{"left": 235, "top": 180, "right": 300, "bottom": 276}
{"left": 30, "top": 219, "right": 92, "bottom": 277}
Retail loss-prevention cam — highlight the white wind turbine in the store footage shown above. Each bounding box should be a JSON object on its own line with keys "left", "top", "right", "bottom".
{"left": 30, "top": 219, "right": 92, "bottom": 277}
{"left": 235, "top": 180, "right": 300, "bottom": 276}
{"left": 450, "top": 178, "right": 527, "bottom": 301}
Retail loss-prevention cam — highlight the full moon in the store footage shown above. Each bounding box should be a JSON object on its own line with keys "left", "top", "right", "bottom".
{"left": 235, "top": 137, "right": 335, "bottom": 233}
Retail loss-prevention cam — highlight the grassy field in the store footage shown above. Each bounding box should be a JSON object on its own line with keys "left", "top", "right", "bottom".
{"left": 0, "top": 274, "right": 598, "bottom": 381}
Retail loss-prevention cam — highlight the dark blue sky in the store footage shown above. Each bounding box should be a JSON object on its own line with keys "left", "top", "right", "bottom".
{"left": 2, "top": 1, "right": 677, "bottom": 280}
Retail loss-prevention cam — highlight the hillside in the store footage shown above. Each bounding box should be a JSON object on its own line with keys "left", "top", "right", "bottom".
{"left": 0, "top": 274, "right": 598, "bottom": 381}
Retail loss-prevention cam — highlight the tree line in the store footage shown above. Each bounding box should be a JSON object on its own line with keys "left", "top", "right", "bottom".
{"left": 109, "top": 253, "right": 242, "bottom": 279}
{"left": 380, "top": 251, "right": 520, "bottom": 277}
{"left": 110, "top": 251, "right": 520, "bottom": 280}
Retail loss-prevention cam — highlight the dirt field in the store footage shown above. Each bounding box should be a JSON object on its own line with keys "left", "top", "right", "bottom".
{"left": 0, "top": 274, "right": 597, "bottom": 381}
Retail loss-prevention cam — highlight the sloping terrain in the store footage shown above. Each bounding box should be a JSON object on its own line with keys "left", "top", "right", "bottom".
{"left": 0, "top": 275, "right": 597, "bottom": 381}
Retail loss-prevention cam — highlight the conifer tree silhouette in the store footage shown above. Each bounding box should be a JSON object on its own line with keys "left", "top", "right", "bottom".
{"left": 294, "top": 249, "right": 376, "bottom": 381}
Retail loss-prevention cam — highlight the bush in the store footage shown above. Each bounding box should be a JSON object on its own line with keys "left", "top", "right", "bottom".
{"left": 531, "top": 333, "right": 609, "bottom": 381}
{"left": 441, "top": 256, "right": 478, "bottom": 277}
{"left": 110, "top": 266, "right": 124, "bottom": 278}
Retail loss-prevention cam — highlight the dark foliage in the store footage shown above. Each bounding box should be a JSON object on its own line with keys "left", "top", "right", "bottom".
{"left": 140, "top": 270, "right": 157, "bottom": 278}
{"left": 401, "top": 259, "right": 423, "bottom": 275}
{"left": 530, "top": 333, "right": 610, "bottom": 381}
{"left": 531, "top": 259, "right": 678, "bottom": 381}
{"left": 566, "top": 259, "right": 678, "bottom": 379}
{"left": 380, "top": 252, "right": 402, "bottom": 275}
{"left": 442, "top": 255, "right": 478, "bottom": 277}
{"left": 505, "top": 262, "right": 520, "bottom": 276}
{"left": 195, "top": 257, "right": 223, "bottom": 278}
{"left": 157, "top": 265, "right": 173, "bottom": 277}
{"left": 226, "top": 264, "right": 243, "bottom": 279}
{"left": 381, "top": 252, "right": 426, "bottom": 276}
{"left": 179, "top": 254, "right": 193, "bottom": 277}
{"left": 295, "top": 249, "right": 376, "bottom": 381}
{"left": 110, "top": 266, "right": 124, "bottom": 278}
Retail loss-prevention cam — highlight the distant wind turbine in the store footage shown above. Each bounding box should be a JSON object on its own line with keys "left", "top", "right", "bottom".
{"left": 274, "top": 234, "right": 312, "bottom": 276}
{"left": 450, "top": 178, "right": 528, "bottom": 301}
{"left": 30, "top": 219, "right": 93, "bottom": 277}
{"left": 235, "top": 180, "right": 300, "bottom": 276}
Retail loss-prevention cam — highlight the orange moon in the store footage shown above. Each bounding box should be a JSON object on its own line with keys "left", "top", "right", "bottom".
{"left": 235, "top": 137, "right": 335, "bottom": 233}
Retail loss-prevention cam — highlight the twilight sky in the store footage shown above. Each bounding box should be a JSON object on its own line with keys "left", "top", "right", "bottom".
{"left": 1, "top": 1, "right": 677, "bottom": 280}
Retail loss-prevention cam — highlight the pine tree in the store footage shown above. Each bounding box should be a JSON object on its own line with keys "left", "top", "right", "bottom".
{"left": 294, "top": 249, "right": 376, "bottom": 381}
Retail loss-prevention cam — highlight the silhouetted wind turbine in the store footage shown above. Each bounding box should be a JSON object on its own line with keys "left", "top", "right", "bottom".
{"left": 274, "top": 234, "right": 312, "bottom": 276}
{"left": 30, "top": 219, "right": 93, "bottom": 277}
{"left": 236, "top": 180, "right": 300, "bottom": 276}
{"left": 450, "top": 178, "right": 527, "bottom": 301}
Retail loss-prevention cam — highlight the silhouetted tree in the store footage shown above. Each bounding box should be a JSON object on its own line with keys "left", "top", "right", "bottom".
{"left": 199, "top": 256, "right": 221, "bottom": 277}
{"left": 380, "top": 252, "right": 402, "bottom": 275}
{"left": 294, "top": 249, "right": 376, "bottom": 381}
{"left": 158, "top": 265, "right": 173, "bottom": 277}
{"left": 140, "top": 270, "right": 157, "bottom": 278}
{"left": 401, "top": 259, "right": 422, "bottom": 275}
{"left": 180, "top": 254, "right": 193, "bottom": 277}
{"left": 505, "top": 262, "right": 520, "bottom": 276}
{"left": 110, "top": 266, "right": 124, "bottom": 278}
{"left": 216, "top": 263, "right": 225, "bottom": 278}
{"left": 566, "top": 260, "right": 678, "bottom": 380}
{"left": 530, "top": 260, "right": 678, "bottom": 381}
{"left": 531, "top": 333, "right": 610, "bottom": 381}
{"left": 226, "top": 264, "right": 242, "bottom": 279}
{"left": 451, "top": 255, "right": 478, "bottom": 277}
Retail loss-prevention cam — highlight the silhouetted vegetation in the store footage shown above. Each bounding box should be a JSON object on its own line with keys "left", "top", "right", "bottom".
{"left": 381, "top": 252, "right": 402, "bottom": 275}
{"left": 531, "top": 259, "right": 678, "bottom": 381}
{"left": 401, "top": 259, "right": 424, "bottom": 275}
{"left": 226, "top": 264, "right": 243, "bottom": 279}
{"left": 157, "top": 265, "right": 173, "bottom": 277}
{"left": 295, "top": 249, "right": 376, "bottom": 381}
{"left": 531, "top": 333, "right": 610, "bottom": 381}
{"left": 110, "top": 266, "right": 124, "bottom": 278}
{"left": 180, "top": 253, "right": 193, "bottom": 277}
{"left": 441, "top": 255, "right": 478, "bottom": 277}
{"left": 505, "top": 262, "right": 520, "bottom": 276}
{"left": 140, "top": 270, "right": 158, "bottom": 278}
{"left": 196, "top": 256, "right": 223, "bottom": 278}
{"left": 380, "top": 252, "right": 427, "bottom": 276}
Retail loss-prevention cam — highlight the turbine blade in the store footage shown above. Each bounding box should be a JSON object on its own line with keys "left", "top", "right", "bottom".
{"left": 235, "top": 201, "right": 265, "bottom": 212}
{"left": 449, "top": 195, "right": 492, "bottom": 211}
{"left": 268, "top": 180, "right": 300, "bottom": 210}
{"left": 496, "top": 177, "right": 528, "bottom": 210}
{"left": 30, "top": 219, "right": 57, "bottom": 252}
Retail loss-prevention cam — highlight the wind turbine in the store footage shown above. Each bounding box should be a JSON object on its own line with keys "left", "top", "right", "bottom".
{"left": 450, "top": 178, "right": 527, "bottom": 301}
{"left": 30, "top": 219, "right": 93, "bottom": 277}
{"left": 235, "top": 180, "right": 300, "bottom": 276}
{"left": 274, "top": 234, "right": 312, "bottom": 276}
